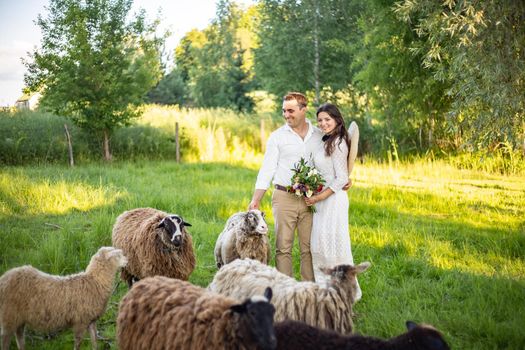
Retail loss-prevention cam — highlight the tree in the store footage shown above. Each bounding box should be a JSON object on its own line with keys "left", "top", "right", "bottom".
{"left": 24, "top": 0, "right": 163, "bottom": 160}
{"left": 146, "top": 67, "right": 188, "bottom": 105}
{"left": 352, "top": 0, "right": 451, "bottom": 151}
{"left": 173, "top": 1, "right": 256, "bottom": 111}
{"left": 254, "top": 0, "right": 361, "bottom": 104}
{"left": 395, "top": 0, "right": 525, "bottom": 151}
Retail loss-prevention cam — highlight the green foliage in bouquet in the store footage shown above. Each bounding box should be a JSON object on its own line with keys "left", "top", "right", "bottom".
{"left": 287, "top": 157, "right": 325, "bottom": 212}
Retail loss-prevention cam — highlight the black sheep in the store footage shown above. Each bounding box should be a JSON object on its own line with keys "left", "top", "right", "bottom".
{"left": 275, "top": 320, "right": 450, "bottom": 350}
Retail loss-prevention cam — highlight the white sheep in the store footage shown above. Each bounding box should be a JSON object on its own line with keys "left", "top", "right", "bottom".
{"left": 117, "top": 276, "right": 277, "bottom": 350}
{"left": 208, "top": 258, "right": 370, "bottom": 334}
{"left": 214, "top": 209, "right": 270, "bottom": 268}
{"left": 0, "top": 246, "right": 127, "bottom": 350}
{"left": 111, "top": 207, "right": 196, "bottom": 287}
{"left": 274, "top": 320, "right": 450, "bottom": 350}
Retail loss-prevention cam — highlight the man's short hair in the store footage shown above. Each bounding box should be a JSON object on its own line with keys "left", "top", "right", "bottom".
{"left": 283, "top": 92, "right": 307, "bottom": 108}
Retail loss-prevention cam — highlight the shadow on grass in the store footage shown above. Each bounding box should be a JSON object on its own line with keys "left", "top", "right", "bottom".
{"left": 353, "top": 243, "right": 525, "bottom": 350}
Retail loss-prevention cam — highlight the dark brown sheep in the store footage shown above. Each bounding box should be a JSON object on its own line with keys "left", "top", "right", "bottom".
{"left": 111, "top": 207, "right": 195, "bottom": 287}
{"left": 117, "top": 276, "right": 277, "bottom": 350}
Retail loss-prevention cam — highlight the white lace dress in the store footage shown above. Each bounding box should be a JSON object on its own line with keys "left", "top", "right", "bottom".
{"left": 310, "top": 138, "right": 361, "bottom": 300}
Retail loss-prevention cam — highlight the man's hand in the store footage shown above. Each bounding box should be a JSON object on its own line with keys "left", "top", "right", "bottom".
{"left": 304, "top": 195, "right": 317, "bottom": 206}
{"left": 248, "top": 189, "right": 266, "bottom": 211}
{"left": 248, "top": 200, "right": 260, "bottom": 211}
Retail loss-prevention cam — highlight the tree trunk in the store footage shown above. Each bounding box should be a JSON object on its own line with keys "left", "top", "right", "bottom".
{"left": 418, "top": 125, "right": 423, "bottom": 150}
{"left": 428, "top": 115, "right": 434, "bottom": 148}
{"left": 313, "top": 0, "right": 320, "bottom": 106}
{"left": 103, "top": 129, "right": 112, "bottom": 161}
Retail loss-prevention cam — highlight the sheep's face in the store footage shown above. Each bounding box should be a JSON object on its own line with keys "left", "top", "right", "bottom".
{"left": 157, "top": 215, "right": 192, "bottom": 249}
{"left": 94, "top": 247, "right": 128, "bottom": 267}
{"left": 405, "top": 321, "right": 450, "bottom": 350}
{"left": 245, "top": 210, "right": 268, "bottom": 235}
{"left": 320, "top": 261, "right": 370, "bottom": 304}
{"left": 231, "top": 287, "right": 276, "bottom": 350}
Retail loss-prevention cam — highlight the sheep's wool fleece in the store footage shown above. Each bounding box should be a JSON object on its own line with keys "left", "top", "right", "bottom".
{"left": 0, "top": 250, "right": 119, "bottom": 334}
{"left": 215, "top": 210, "right": 270, "bottom": 266}
{"left": 112, "top": 207, "right": 195, "bottom": 281}
{"left": 209, "top": 258, "right": 353, "bottom": 333}
{"left": 117, "top": 277, "right": 248, "bottom": 350}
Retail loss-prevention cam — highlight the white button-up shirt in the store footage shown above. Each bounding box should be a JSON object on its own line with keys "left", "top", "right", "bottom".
{"left": 255, "top": 120, "right": 323, "bottom": 190}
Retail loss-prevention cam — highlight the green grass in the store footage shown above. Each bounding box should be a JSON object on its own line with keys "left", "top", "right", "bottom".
{"left": 0, "top": 160, "right": 524, "bottom": 349}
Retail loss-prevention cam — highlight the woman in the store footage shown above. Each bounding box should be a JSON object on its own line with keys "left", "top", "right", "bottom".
{"left": 304, "top": 103, "right": 361, "bottom": 299}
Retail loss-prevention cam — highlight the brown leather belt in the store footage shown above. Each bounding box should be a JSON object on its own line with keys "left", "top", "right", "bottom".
{"left": 274, "top": 184, "right": 289, "bottom": 192}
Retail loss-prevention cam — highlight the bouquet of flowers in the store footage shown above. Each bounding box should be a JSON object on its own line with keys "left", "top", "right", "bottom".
{"left": 287, "top": 157, "right": 325, "bottom": 213}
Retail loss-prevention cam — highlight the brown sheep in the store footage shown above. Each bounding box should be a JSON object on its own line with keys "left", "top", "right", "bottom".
{"left": 111, "top": 207, "right": 196, "bottom": 287}
{"left": 117, "top": 276, "right": 277, "bottom": 350}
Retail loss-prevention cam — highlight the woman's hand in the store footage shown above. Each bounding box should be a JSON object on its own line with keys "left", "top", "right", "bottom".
{"left": 342, "top": 179, "right": 353, "bottom": 191}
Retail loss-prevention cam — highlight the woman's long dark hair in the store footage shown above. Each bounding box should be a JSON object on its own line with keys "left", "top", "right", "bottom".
{"left": 316, "top": 103, "right": 350, "bottom": 157}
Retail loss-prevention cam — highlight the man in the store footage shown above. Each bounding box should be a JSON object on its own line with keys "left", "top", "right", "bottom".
{"left": 248, "top": 92, "right": 323, "bottom": 281}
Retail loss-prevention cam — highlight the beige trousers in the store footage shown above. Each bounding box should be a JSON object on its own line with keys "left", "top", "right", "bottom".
{"left": 272, "top": 189, "right": 314, "bottom": 281}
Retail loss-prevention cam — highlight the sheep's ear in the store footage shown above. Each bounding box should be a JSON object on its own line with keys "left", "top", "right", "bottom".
{"left": 108, "top": 249, "right": 123, "bottom": 258}
{"left": 157, "top": 218, "right": 166, "bottom": 229}
{"left": 406, "top": 321, "right": 418, "bottom": 331}
{"left": 355, "top": 261, "right": 371, "bottom": 274}
{"left": 319, "top": 266, "right": 333, "bottom": 276}
{"left": 264, "top": 287, "right": 272, "bottom": 302}
{"left": 230, "top": 302, "right": 247, "bottom": 314}
{"left": 182, "top": 220, "right": 192, "bottom": 227}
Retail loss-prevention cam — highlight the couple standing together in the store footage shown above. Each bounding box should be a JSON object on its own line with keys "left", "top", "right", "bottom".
{"left": 248, "top": 92, "right": 361, "bottom": 299}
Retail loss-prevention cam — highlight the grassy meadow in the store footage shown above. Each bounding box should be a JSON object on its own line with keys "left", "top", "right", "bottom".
{"left": 0, "top": 159, "right": 524, "bottom": 349}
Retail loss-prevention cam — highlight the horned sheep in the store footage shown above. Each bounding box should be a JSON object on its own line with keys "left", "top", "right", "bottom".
{"left": 208, "top": 258, "right": 370, "bottom": 334}
{"left": 111, "top": 207, "right": 196, "bottom": 287}
{"left": 214, "top": 209, "right": 271, "bottom": 268}
{"left": 0, "top": 246, "right": 127, "bottom": 350}
{"left": 117, "top": 276, "right": 277, "bottom": 350}
{"left": 274, "top": 320, "right": 450, "bottom": 350}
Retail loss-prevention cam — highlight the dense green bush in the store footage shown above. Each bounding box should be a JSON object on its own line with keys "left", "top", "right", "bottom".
{"left": 0, "top": 110, "right": 180, "bottom": 165}
{"left": 0, "top": 106, "right": 280, "bottom": 166}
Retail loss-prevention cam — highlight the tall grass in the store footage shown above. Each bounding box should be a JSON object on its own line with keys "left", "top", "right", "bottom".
{"left": 0, "top": 160, "right": 523, "bottom": 349}
{"left": 138, "top": 105, "right": 281, "bottom": 165}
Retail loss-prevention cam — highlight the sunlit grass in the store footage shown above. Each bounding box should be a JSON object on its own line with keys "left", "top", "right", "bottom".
{"left": 138, "top": 105, "right": 275, "bottom": 167}
{"left": 0, "top": 171, "right": 126, "bottom": 216}
{"left": 0, "top": 159, "right": 523, "bottom": 349}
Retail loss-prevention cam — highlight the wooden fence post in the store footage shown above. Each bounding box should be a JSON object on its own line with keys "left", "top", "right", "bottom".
{"left": 64, "top": 124, "right": 74, "bottom": 167}
{"left": 260, "top": 118, "right": 266, "bottom": 152}
{"left": 175, "top": 122, "right": 180, "bottom": 163}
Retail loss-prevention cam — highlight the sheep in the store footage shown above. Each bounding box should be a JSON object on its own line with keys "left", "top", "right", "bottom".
{"left": 208, "top": 258, "right": 370, "bottom": 334}
{"left": 274, "top": 320, "right": 450, "bottom": 350}
{"left": 0, "top": 246, "right": 127, "bottom": 350}
{"left": 116, "top": 276, "right": 277, "bottom": 350}
{"left": 111, "top": 207, "right": 196, "bottom": 287}
{"left": 214, "top": 209, "right": 271, "bottom": 268}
